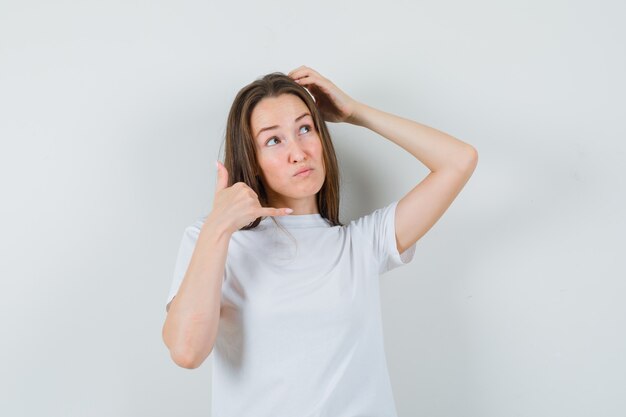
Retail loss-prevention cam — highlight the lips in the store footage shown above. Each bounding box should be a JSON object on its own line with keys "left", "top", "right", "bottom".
{"left": 294, "top": 167, "right": 312, "bottom": 176}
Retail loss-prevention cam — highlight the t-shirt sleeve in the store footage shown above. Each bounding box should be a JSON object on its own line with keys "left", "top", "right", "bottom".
{"left": 349, "top": 200, "right": 417, "bottom": 275}
{"left": 165, "top": 218, "right": 204, "bottom": 312}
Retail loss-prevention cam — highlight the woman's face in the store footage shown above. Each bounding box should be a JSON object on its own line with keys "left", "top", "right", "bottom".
{"left": 250, "top": 93, "right": 326, "bottom": 212}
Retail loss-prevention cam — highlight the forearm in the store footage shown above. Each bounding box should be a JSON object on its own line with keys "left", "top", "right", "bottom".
{"left": 347, "top": 101, "right": 476, "bottom": 172}
{"left": 162, "top": 215, "right": 231, "bottom": 369}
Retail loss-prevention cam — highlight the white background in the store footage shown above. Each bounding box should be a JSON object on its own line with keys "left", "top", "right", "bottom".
{"left": 1, "top": 0, "right": 624, "bottom": 416}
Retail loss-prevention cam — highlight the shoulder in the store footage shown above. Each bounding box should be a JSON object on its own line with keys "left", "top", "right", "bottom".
{"left": 346, "top": 200, "right": 397, "bottom": 233}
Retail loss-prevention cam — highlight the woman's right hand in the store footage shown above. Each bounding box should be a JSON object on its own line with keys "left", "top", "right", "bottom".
{"left": 211, "top": 161, "right": 293, "bottom": 234}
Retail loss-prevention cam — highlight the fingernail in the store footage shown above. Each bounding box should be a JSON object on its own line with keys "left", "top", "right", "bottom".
{"left": 285, "top": 208, "right": 293, "bottom": 214}
{"left": 215, "top": 160, "right": 219, "bottom": 170}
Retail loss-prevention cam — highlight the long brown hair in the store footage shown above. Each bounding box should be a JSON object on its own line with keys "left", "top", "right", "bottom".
{"left": 221, "top": 72, "right": 343, "bottom": 230}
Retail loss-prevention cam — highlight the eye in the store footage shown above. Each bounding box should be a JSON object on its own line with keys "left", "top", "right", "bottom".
{"left": 266, "top": 136, "right": 280, "bottom": 146}
{"left": 265, "top": 125, "right": 312, "bottom": 147}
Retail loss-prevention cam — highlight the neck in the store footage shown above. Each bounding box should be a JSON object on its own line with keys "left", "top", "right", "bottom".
{"left": 267, "top": 196, "right": 319, "bottom": 215}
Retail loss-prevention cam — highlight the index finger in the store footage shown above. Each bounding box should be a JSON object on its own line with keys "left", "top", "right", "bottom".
{"left": 258, "top": 207, "right": 293, "bottom": 217}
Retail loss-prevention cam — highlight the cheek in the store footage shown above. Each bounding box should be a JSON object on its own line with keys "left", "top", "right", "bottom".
{"left": 313, "top": 138, "right": 325, "bottom": 163}
{"left": 265, "top": 158, "right": 282, "bottom": 173}
{"left": 259, "top": 158, "right": 284, "bottom": 184}
{"left": 308, "top": 136, "right": 322, "bottom": 154}
{"left": 258, "top": 153, "right": 277, "bottom": 170}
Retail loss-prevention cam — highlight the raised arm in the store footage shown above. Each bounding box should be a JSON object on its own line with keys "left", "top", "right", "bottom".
{"left": 348, "top": 102, "right": 478, "bottom": 254}
{"left": 288, "top": 66, "right": 478, "bottom": 255}
{"left": 162, "top": 161, "right": 293, "bottom": 369}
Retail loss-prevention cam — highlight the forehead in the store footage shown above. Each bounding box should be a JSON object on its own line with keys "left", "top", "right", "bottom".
{"left": 250, "top": 94, "right": 310, "bottom": 128}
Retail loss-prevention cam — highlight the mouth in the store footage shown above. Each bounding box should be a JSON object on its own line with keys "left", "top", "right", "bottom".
{"left": 294, "top": 168, "right": 313, "bottom": 177}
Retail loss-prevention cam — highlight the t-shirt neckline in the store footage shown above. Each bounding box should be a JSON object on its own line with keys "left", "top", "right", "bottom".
{"left": 260, "top": 213, "right": 330, "bottom": 228}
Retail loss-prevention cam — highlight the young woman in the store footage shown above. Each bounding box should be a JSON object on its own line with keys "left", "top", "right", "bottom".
{"left": 162, "top": 66, "right": 478, "bottom": 416}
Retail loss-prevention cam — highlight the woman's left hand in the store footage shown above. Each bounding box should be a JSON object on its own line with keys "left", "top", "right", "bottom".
{"left": 288, "top": 66, "right": 359, "bottom": 124}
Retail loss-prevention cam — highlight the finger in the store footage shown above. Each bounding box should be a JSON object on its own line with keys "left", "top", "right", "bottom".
{"left": 295, "top": 76, "right": 330, "bottom": 98}
{"left": 287, "top": 65, "right": 308, "bottom": 77}
{"left": 289, "top": 69, "right": 313, "bottom": 81}
{"left": 259, "top": 207, "right": 293, "bottom": 217}
{"left": 293, "top": 75, "right": 313, "bottom": 85}
{"left": 290, "top": 66, "right": 322, "bottom": 81}
{"left": 292, "top": 73, "right": 326, "bottom": 89}
{"left": 215, "top": 160, "right": 229, "bottom": 192}
{"left": 288, "top": 65, "right": 315, "bottom": 75}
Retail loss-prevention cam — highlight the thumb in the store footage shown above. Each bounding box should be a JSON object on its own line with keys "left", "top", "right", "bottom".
{"left": 215, "top": 160, "right": 229, "bottom": 192}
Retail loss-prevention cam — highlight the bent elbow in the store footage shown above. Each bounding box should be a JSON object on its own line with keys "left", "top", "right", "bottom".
{"left": 460, "top": 146, "right": 478, "bottom": 174}
{"left": 174, "top": 354, "right": 200, "bottom": 370}
{"left": 170, "top": 346, "right": 212, "bottom": 369}
{"left": 170, "top": 351, "right": 198, "bottom": 369}
{"left": 464, "top": 145, "right": 478, "bottom": 165}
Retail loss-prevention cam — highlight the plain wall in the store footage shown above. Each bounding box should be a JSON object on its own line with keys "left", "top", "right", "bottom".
{"left": 1, "top": 0, "right": 624, "bottom": 416}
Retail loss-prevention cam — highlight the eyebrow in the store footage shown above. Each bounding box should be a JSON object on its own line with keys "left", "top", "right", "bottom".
{"left": 255, "top": 113, "right": 311, "bottom": 139}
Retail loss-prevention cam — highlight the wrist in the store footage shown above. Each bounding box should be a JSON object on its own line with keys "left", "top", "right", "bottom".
{"left": 203, "top": 213, "right": 234, "bottom": 241}
{"left": 346, "top": 101, "right": 367, "bottom": 126}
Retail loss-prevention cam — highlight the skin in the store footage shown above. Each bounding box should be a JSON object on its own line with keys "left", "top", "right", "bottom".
{"left": 288, "top": 66, "right": 477, "bottom": 254}
{"left": 250, "top": 93, "right": 326, "bottom": 215}
{"left": 163, "top": 65, "right": 477, "bottom": 369}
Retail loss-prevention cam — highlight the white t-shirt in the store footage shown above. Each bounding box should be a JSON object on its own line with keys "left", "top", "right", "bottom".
{"left": 166, "top": 199, "right": 417, "bottom": 417}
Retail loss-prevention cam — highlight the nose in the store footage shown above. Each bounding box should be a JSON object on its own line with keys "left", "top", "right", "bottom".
{"left": 288, "top": 137, "right": 307, "bottom": 163}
